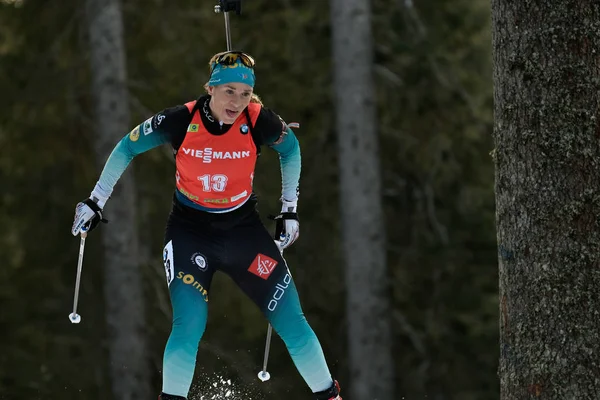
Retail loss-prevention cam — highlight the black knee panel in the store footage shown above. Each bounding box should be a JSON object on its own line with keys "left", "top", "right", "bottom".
{"left": 160, "top": 393, "right": 187, "bottom": 400}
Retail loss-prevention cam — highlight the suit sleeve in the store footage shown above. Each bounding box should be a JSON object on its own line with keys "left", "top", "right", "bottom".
{"left": 90, "top": 105, "right": 191, "bottom": 207}
{"left": 253, "top": 107, "right": 301, "bottom": 202}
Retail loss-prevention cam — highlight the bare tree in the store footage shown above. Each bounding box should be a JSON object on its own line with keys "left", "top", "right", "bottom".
{"left": 331, "top": 0, "right": 395, "bottom": 399}
{"left": 492, "top": 1, "right": 600, "bottom": 399}
{"left": 84, "top": 1, "right": 150, "bottom": 399}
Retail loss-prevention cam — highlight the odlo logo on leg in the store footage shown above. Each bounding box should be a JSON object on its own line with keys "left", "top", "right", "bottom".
{"left": 268, "top": 273, "right": 291, "bottom": 312}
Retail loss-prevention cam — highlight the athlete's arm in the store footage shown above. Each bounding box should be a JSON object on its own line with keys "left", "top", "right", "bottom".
{"left": 253, "top": 107, "right": 301, "bottom": 202}
{"left": 90, "top": 105, "right": 191, "bottom": 207}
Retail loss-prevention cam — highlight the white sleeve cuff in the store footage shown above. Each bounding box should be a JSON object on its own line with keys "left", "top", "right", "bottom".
{"left": 281, "top": 199, "right": 298, "bottom": 212}
{"left": 90, "top": 183, "right": 110, "bottom": 209}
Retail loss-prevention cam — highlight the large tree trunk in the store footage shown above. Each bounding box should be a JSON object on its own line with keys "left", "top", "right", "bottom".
{"left": 85, "top": 1, "right": 150, "bottom": 399}
{"left": 492, "top": 1, "right": 600, "bottom": 399}
{"left": 331, "top": 0, "right": 395, "bottom": 399}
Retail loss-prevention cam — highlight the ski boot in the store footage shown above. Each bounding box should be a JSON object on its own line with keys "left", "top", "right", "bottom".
{"left": 158, "top": 393, "right": 186, "bottom": 400}
{"left": 314, "top": 380, "right": 342, "bottom": 400}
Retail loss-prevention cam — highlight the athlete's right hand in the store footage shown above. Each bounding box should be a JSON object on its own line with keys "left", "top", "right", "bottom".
{"left": 71, "top": 198, "right": 108, "bottom": 236}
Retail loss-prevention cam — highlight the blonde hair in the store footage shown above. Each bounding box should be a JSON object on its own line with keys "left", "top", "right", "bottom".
{"left": 250, "top": 93, "right": 263, "bottom": 105}
{"left": 205, "top": 52, "right": 262, "bottom": 105}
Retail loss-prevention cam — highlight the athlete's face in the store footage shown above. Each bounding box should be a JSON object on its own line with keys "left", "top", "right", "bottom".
{"left": 208, "top": 83, "right": 253, "bottom": 124}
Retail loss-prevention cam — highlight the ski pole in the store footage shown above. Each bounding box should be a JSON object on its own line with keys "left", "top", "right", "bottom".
{"left": 214, "top": 0, "right": 243, "bottom": 52}
{"left": 69, "top": 229, "right": 87, "bottom": 324}
{"left": 258, "top": 241, "right": 285, "bottom": 382}
{"left": 223, "top": 9, "right": 232, "bottom": 50}
{"left": 258, "top": 323, "right": 273, "bottom": 382}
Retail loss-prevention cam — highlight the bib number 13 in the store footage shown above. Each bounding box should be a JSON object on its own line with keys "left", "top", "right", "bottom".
{"left": 198, "top": 174, "right": 228, "bottom": 192}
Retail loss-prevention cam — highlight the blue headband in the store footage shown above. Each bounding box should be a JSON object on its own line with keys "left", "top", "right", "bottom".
{"left": 208, "top": 60, "right": 256, "bottom": 87}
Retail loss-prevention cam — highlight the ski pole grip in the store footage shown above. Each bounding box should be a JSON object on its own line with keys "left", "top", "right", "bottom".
{"left": 216, "top": 0, "right": 242, "bottom": 15}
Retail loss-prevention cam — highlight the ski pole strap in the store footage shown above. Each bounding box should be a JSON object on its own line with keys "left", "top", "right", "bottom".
{"left": 270, "top": 212, "right": 299, "bottom": 240}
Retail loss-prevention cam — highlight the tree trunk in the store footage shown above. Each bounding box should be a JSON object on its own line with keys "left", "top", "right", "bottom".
{"left": 331, "top": 0, "right": 395, "bottom": 399}
{"left": 492, "top": 1, "right": 600, "bottom": 399}
{"left": 85, "top": 1, "right": 150, "bottom": 399}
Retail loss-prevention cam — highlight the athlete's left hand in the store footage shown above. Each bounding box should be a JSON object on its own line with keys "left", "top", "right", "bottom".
{"left": 273, "top": 199, "right": 299, "bottom": 250}
{"left": 71, "top": 198, "right": 108, "bottom": 236}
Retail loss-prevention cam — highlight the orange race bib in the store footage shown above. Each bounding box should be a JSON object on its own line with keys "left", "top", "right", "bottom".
{"left": 175, "top": 102, "right": 261, "bottom": 209}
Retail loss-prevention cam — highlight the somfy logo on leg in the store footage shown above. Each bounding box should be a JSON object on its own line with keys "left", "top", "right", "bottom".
{"left": 176, "top": 272, "right": 208, "bottom": 302}
{"left": 163, "top": 240, "right": 175, "bottom": 286}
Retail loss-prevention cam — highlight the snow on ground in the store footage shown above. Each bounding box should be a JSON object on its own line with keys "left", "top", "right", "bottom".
{"left": 190, "top": 373, "right": 265, "bottom": 400}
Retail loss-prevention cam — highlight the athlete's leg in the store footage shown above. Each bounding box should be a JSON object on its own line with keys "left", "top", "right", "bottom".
{"left": 160, "top": 216, "right": 221, "bottom": 398}
{"left": 221, "top": 215, "right": 340, "bottom": 396}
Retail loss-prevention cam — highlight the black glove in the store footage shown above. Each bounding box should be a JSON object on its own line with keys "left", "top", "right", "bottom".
{"left": 270, "top": 200, "right": 300, "bottom": 250}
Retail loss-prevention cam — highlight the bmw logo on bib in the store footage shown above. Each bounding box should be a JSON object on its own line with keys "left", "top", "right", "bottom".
{"left": 240, "top": 124, "right": 249, "bottom": 134}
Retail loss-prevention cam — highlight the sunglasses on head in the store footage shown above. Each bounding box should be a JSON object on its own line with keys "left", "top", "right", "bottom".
{"left": 210, "top": 51, "right": 255, "bottom": 72}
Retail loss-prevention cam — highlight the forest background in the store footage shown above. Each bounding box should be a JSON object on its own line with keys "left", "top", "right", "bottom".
{"left": 0, "top": 0, "right": 496, "bottom": 399}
